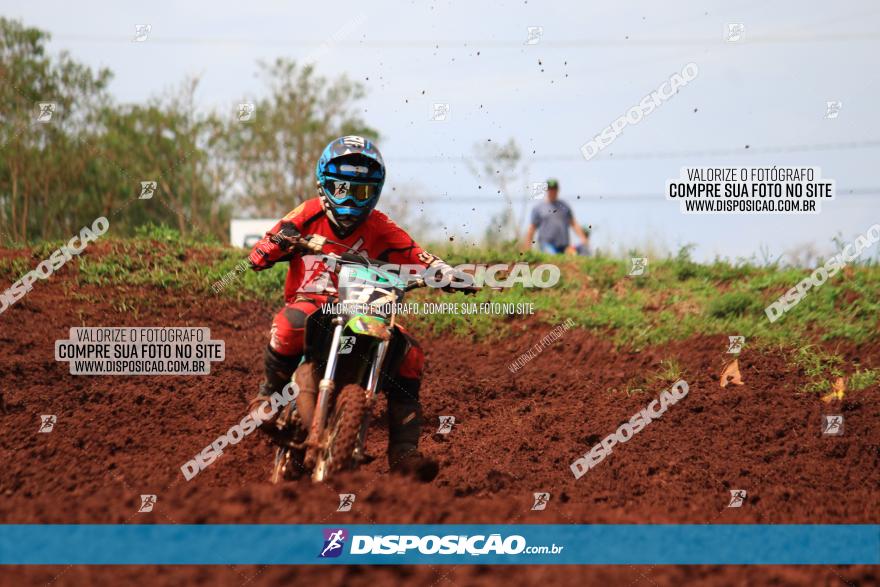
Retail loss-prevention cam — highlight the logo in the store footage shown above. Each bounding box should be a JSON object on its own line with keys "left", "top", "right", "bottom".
{"left": 727, "top": 489, "right": 747, "bottom": 508}
{"left": 727, "top": 336, "right": 745, "bottom": 354}
{"left": 580, "top": 62, "right": 698, "bottom": 161}
{"left": 36, "top": 102, "right": 56, "bottom": 123}
{"left": 319, "top": 528, "right": 348, "bottom": 558}
{"left": 527, "top": 182, "right": 548, "bottom": 200}
{"left": 332, "top": 181, "right": 351, "bottom": 197}
{"left": 430, "top": 103, "right": 450, "bottom": 122}
{"left": 297, "top": 255, "right": 336, "bottom": 295}
{"left": 1, "top": 217, "right": 110, "bottom": 316}
{"left": 341, "top": 135, "right": 366, "bottom": 148}
{"left": 337, "top": 336, "right": 355, "bottom": 355}
{"left": 822, "top": 415, "right": 843, "bottom": 435}
{"left": 765, "top": 224, "right": 880, "bottom": 323}
{"left": 531, "top": 492, "right": 550, "bottom": 511}
{"left": 349, "top": 533, "right": 536, "bottom": 556}
{"left": 138, "top": 494, "right": 157, "bottom": 512}
{"left": 180, "top": 382, "right": 298, "bottom": 481}
{"left": 133, "top": 24, "right": 152, "bottom": 42}
{"left": 337, "top": 493, "right": 355, "bottom": 512}
{"left": 726, "top": 23, "right": 744, "bottom": 42}
{"left": 629, "top": 257, "right": 648, "bottom": 276}
{"left": 139, "top": 181, "right": 157, "bottom": 200}
{"left": 525, "top": 26, "right": 543, "bottom": 45}
{"left": 38, "top": 415, "right": 57, "bottom": 433}
{"left": 571, "top": 380, "right": 690, "bottom": 479}
{"left": 417, "top": 251, "right": 440, "bottom": 265}
{"left": 437, "top": 415, "right": 455, "bottom": 434}
{"left": 237, "top": 103, "right": 255, "bottom": 122}
{"left": 824, "top": 101, "right": 842, "bottom": 119}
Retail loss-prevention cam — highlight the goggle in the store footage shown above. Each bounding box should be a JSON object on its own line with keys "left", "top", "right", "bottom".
{"left": 325, "top": 179, "right": 378, "bottom": 203}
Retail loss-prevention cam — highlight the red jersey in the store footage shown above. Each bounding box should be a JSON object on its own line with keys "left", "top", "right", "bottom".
{"left": 248, "top": 198, "right": 440, "bottom": 302}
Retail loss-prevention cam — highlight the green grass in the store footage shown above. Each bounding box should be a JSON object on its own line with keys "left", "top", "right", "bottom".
{"left": 790, "top": 345, "right": 845, "bottom": 394}
{"left": 3, "top": 228, "right": 879, "bottom": 353}
{"left": 74, "top": 232, "right": 288, "bottom": 304}
{"left": 423, "top": 243, "right": 880, "bottom": 349}
{"left": 850, "top": 368, "right": 880, "bottom": 392}
{"left": 611, "top": 358, "right": 685, "bottom": 396}
{"left": 707, "top": 291, "right": 761, "bottom": 318}
{"left": 0, "top": 257, "right": 32, "bottom": 281}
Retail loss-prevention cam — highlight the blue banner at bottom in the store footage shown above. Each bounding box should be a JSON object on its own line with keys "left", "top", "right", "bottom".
{"left": 1, "top": 525, "right": 877, "bottom": 565}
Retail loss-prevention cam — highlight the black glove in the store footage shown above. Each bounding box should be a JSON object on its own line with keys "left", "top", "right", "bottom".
{"left": 272, "top": 222, "right": 302, "bottom": 251}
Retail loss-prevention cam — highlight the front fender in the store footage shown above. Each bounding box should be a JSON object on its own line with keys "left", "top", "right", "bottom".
{"left": 345, "top": 314, "right": 391, "bottom": 340}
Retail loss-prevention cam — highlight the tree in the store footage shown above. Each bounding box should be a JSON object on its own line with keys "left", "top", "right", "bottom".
{"left": 225, "top": 58, "right": 378, "bottom": 217}
{"left": 0, "top": 20, "right": 378, "bottom": 244}
{"left": 467, "top": 138, "right": 529, "bottom": 246}
{"left": 89, "top": 77, "right": 229, "bottom": 238}
{"left": 0, "top": 17, "right": 111, "bottom": 242}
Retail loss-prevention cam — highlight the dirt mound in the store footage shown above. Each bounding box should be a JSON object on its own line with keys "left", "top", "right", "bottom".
{"left": 1, "top": 271, "right": 877, "bottom": 586}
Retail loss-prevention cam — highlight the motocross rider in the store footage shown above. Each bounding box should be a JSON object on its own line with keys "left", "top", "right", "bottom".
{"left": 247, "top": 135, "right": 465, "bottom": 477}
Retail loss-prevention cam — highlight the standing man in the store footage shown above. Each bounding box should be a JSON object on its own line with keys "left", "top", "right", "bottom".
{"left": 522, "top": 179, "right": 590, "bottom": 254}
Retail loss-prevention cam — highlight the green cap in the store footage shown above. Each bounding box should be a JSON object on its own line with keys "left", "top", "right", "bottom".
{"left": 546, "top": 178, "right": 559, "bottom": 189}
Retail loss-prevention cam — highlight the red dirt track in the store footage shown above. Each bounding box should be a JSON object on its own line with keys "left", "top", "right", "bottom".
{"left": 0, "top": 261, "right": 878, "bottom": 586}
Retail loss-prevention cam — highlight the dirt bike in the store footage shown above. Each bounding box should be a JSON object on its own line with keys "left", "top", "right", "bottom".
{"left": 270, "top": 235, "right": 437, "bottom": 483}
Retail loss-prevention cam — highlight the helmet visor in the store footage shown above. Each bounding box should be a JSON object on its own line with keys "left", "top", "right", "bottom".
{"left": 325, "top": 180, "right": 378, "bottom": 204}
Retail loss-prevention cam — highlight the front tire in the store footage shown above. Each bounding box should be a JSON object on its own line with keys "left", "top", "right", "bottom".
{"left": 271, "top": 447, "right": 296, "bottom": 484}
{"left": 313, "top": 384, "right": 367, "bottom": 481}
{"left": 269, "top": 405, "right": 306, "bottom": 484}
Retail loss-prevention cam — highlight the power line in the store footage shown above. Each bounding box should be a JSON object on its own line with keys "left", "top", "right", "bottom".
{"left": 390, "top": 140, "right": 880, "bottom": 163}
{"left": 52, "top": 31, "right": 880, "bottom": 48}
{"left": 394, "top": 188, "right": 880, "bottom": 204}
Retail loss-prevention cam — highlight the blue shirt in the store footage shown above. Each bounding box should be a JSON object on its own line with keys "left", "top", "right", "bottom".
{"left": 531, "top": 200, "right": 573, "bottom": 248}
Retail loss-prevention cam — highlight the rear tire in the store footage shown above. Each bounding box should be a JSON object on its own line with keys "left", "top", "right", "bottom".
{"left": 315, "top": 384, "right": 367, "bottom": 480}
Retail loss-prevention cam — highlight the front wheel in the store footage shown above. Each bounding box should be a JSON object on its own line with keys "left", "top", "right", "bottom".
{"left": 313, "top": 384, "right": 367, "bottom": 482}
{"left": 271, "top": 447, "right": 297, "bottom": 484}
{"left": 269, "top": 405, "right": 307, "bottom": 484}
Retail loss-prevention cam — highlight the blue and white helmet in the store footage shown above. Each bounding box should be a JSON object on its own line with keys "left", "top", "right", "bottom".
{"left": 316, "top": 136, "right": 385, "bottom": 235}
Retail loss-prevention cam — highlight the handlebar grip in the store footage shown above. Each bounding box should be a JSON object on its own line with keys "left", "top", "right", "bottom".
{"left": 404, "top": 277, "right": 426, "bottom": 292}
{"left": 339, "top": 252, "right": 367, "bottom": 264}
{"left": 294, "top": 234, "right": 327, "bottom": 254}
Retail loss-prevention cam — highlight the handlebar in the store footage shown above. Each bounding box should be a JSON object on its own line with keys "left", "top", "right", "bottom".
{"left": 290, "top": 235, "right": 381, "bottom": 265}
{"left": 293, "top": 234, "right": 477, "bottom": 294}
{"left": 404, "top": 277, "right": 427, "bottom": 292}
{"left": 337, "top": 251, "right": 386, "bottom": 267}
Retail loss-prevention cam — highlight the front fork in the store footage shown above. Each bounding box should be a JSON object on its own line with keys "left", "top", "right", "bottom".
{"left": 305, "top": 318, "right": 391, "bottom": 470}
{"left": 305, "top": 317, "right": 345, "bottom": 469}
{"left": 353, "top": 340, "right": 389, "bottom": 461}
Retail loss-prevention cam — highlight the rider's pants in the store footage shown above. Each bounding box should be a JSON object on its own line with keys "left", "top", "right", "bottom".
{"left": 267, "top": 298, "right": 425, "bottom": 382}
{"left": 259, "top": 299, "right": 426, "bottom": 451}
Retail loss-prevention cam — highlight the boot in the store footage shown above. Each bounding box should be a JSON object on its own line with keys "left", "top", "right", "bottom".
{"left": 248, "top": 346, "right": 300, "bottom": 428}
{"left": 387, "top": 395, "right": 439, "bottom": 482}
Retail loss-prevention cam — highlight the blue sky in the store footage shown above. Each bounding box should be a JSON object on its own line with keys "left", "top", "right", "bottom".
{"left": 5, "top": 0, "right": 880, "bottom": 262}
